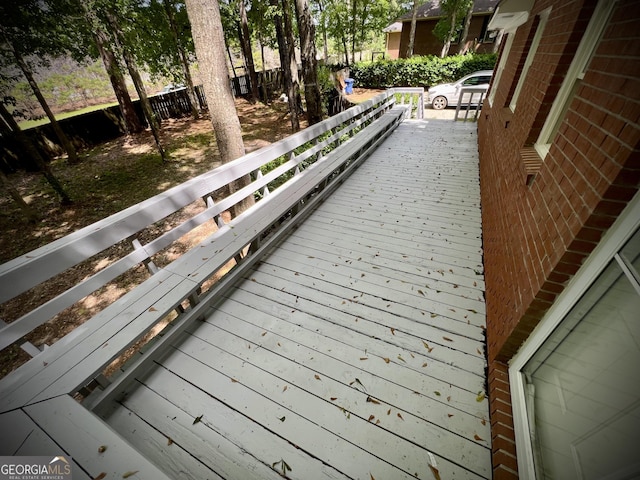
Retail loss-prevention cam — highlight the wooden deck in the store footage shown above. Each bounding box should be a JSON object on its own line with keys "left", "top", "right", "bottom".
{"left": 97, "top": 119, "right": 490, "bottom": 479}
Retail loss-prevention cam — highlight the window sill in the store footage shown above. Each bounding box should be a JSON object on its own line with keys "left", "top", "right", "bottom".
{"left": 520, "top": 146, "right": 543, "bottom": 186}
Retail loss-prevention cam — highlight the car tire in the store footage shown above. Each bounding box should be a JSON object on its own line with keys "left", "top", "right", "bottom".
{"left": 431, "top": 96, "right": 447, "bottom": 110}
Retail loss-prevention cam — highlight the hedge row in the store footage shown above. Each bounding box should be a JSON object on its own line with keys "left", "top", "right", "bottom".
{"left": 350, "top": 53, "right": 498, "bottom": 89}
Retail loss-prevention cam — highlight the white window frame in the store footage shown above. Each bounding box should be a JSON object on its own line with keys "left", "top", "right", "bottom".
{"left": 509, "top": 8, "right": 551, "bottom": 112}
{"left": 488, "top": 32, "right": 515, "bottom": 107}
{"left": 534, "top": 0, "right": 617, "bottom": 160}
{"left": 509, "top": 190, "right": 640, "bottom": 479}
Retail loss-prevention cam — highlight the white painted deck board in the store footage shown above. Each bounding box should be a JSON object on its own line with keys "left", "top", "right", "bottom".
{"left": 102, "top": 119, "right": 490, "bottom": 479}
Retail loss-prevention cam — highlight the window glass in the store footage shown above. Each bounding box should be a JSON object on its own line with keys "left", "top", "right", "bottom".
{"left": 523, "top": 229, "right": 640, "bottom": 479}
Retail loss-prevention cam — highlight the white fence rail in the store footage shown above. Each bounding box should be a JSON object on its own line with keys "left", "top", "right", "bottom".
{"left": 454, "top": 86, "right": 487, "bottom": 122}
{"left": 0, "top": 88, "right": 423, "bottom": 399}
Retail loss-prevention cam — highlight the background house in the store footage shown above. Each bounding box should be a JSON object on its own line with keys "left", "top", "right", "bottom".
{"left": 383, "top": 22, "right": 403, "bottom": 59}
{"left": 391, "top": 0, "right": 499, "bottom": 58}
{"left": 479, "top": 0, "right": 640, "bottom": 478}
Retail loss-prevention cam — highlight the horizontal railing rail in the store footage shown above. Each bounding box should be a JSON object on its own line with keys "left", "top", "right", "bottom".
{"left": 0, "top": 88, "right": 423, "bottom": 366}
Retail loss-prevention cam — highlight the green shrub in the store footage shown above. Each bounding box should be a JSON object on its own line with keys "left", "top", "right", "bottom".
{"left": 350, "top": 53, "right": 497, "bottom": 89}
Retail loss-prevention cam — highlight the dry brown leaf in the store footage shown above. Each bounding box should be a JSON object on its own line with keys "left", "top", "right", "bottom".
{"left": 94, "top": 474, "right": 107, "bottom": 480}
{"left": 314, "top": 374, "right": 321, "bottom": 380}
{"left": 360, "top": 357, "right": 368, "bottom": 361}
{"left": 330, "top": 397, "right": 338, "bottom": 401}
{"left": 148, "top": 306, "right": 157, "bottom": 312}
{"left": 429, "top": 464, "right": 442, "bottom": 480}
{"left": 447, "top": 414, "right": 454, "bottom": 418}
{"left": 397, "top": 354, "right": 406, "bottom": 363}
{"left": 481, "top": 418, "right": 486, "bottom": 425}
{"left": 390, "top": 327, "right": 395, "bottom": 335}
{"left": 261, "top": 331, "right": 267, "bottom": 336}
{"left": 370, "top": 474, "right": 376, "bottom": 480}
{"left": 368, "top": 415, "right": 375, "bottom": 422}
{"left": 422, "top": 362, "right": 428, "bottom": 368}
{"left": 366, "top": 396, "right": 380, "bottom": 404}
{"left": 97, "top": 445, "right": 107, "bottom": 453}
{"left": 397, "top": 412, "right": 404, "bottom": 420}
{"left": 231, "top": 378, "right": 238, "bottom": 383}
{"left": 387, "top": 409, "right": 391, "bottom": 415}
{"left": 383, "top": 357, "right": 390, "bottom": 363}
{"left": 446, "top": 396, "right": 451, "bottom": 402}
{"left": 430, "top": 313, "right": 438, "bottom": 318}
{"left": 442, "top": 336, "right": 453, "bottom": 342}
{"left": 474, "top": 434, "right": 484, "bottom": 441}
{"left": 122, "top": 471, "right": 139, "bottom": 478}
{"left": 167, "top": 437, "right": 173, "bottom": 446}
{"left": 282, "top": 385, "right": 288, "bottom": 392}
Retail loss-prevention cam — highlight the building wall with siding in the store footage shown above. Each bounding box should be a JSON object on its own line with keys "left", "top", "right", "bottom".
{"left": 477, "top": 0, "right": 640, "bottom": 477}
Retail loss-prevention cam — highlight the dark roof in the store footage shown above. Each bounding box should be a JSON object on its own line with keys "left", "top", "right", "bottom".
{"left": 398, "top": 0, "right": 498, "bottom": 22}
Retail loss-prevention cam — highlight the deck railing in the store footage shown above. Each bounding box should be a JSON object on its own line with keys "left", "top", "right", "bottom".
{"left": 454, "top": 86, "right": 487, "bottom": 122}
{"left": 0, "top": 88, "right": 423, "bottom": 393}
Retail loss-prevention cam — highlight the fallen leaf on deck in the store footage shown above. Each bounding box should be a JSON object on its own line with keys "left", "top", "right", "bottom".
{"left": 447, "top": 396, "right": 451, "bottom": 402}
{"left": 278, "top": 416, "right": 286, "bottom": 422}
{"left": 442, "top": 336, "right": 453, "bottom": 342}
{"left": 434, "top": 391, "right": 441, "bottom": 396}
{"left": 330, "top": 397, "right": 338, "bottom": 401}
{"left": 94, "top": 473, "right": 107, "bottom": 480}
{"left": 370, "top": 474, "right": 376, "bottom": 480}
{"left": 397, "top": 354, "right": 406, "bottom": 363}
{"left": 368, "top": 415, "right": 375, "bottom": 422}
{"left": 387, "top": 409, "right": 391, "bottom": 415}
{"left": 481, "top": 418, "right": 486, "bottom": 425}
{"left": 261, "top": 331, "right": 267, "bottom": 336}
{"left": 167, "top": 437, "right": 173, "bottom": 445}
{"left": 476, "top": 392, "right": 485, "bottom": 402}
{"left": 231, "top": 378, "right": 238, "bottom": 383}
{"left": 98, "top": 445, "right": 107, "bottom": 453}
{"left": 422, "top": 362, "right": 428, "bottom": 367}
{"left": 417, "top": 290, "right": 425, "bottom": 296}
{"left": 430, "top": 313, "right": 438, "bottom": 318}
{"left": 122, "top": 471, "right": 139, "bottom": 478}
{"left": 314, "top": 374, "right": 321, "bottom": 380}
{"left": 282, "top": 385, "right": 288, "bottom": 392}
{"left": 366, "top": 396, "right": 380, "bottom": 404}
{"left": 447, "top": 414, "right": 454, "bottom": 418}
{"left": 474, "top": 434, "right": 484, "bottom": 441}
{"left": 429, "top": 464, "right": 442, "bottom": 480}
{"left": 148, "top": 307, "right": 157, "bottom": 312}
{"left": 360, "top": 357, "right": 368, "bottom": 360}
{"left": 390, "top": 327, "right": 395, "bottom": 335}
{"left": 193, "top": 415, "right": 203, "bottom": 425}
{"left": 383, "top": 357, "right": 390, "bottom": 363}
{"left": 397, "top": 412, "right": 404, "bottom": 420}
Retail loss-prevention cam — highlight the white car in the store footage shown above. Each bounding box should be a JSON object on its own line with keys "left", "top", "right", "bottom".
{"left": 427, "top": 70, "right": 493, "bottom": 110}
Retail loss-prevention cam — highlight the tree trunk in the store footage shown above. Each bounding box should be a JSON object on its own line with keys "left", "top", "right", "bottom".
{"left": 80, "top": 2, "right": 143, "bottom": 135}
{"left": 457, "top": 2, "right": 474, "bottom": 54}
{"left": 184, "top": 0, "right": 254, "bottom": 218}
{"left": 163, "top": 0, "right": 200, "bottom": 118}
{"left": 105, "top": 10, "right": 168, "bottom": 162}
{"left": 441, "top": 9, "right": 458, "bottom": 57}
{"left": 294, "top": 0, "right": 323, "bottom": 124}
{"left": 281, "top": 0, "right": 302, "bottom": 132}
{"left": 12, "top": 46, "right": 80, "bottom": 165}
{"left": 0, "top": 169, "right": 39, "bottom": 222}
{"left": 271, "top": 0, "right": 297, "bottom": 132}
{"left": 0, "top": 103, "right": 72, "bottom": 205}
{"left": 406, "top": 0, "right": 418, "bottom": 57}
{"left": 351, "top": 0, "right": 357, "bottom": 65}
{"left": 238, "top": 0, "right": 260, "bottom": 103}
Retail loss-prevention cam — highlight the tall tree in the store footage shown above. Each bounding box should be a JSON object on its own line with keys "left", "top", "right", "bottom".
{"left": 103, "top": 6, "right": 168, "bottom": 161}
{"left": 457, "top": 1, "right": 474, "bottom": 54}
{"left": 405, "top": 0, "right": 418, "bottom": 57}
{"left": 238, "top": 0, "right": 261, "bottom": 102}
{"left": 294, "top": 0, "right": 323, "bottom": 124}
{"left": 79, "top": 0, "right": 144, "bottom": 134}
{"left": 434, "top": 0, "right": 472, "bottom": 58}
{"left": 0, "top": 0, "right": 80, "bottom": 164}
{"left": 0, "top": 102, "right": 72, "bottom": 205}
{"left": 280, "top": 0, "right": 302, "bottom": 131}
{"left": 184, "top": 0, "right": 254, "bottom": 217}
{"left": 161, "top": 0, "right": 200, "bottom": 118}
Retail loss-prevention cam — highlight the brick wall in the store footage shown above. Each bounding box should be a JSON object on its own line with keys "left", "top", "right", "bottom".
{"left": 477, "top": 0, "right": 640, "bottom": 476}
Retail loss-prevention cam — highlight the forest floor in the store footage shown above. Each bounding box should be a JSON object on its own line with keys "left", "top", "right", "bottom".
{"left": 0, "top": 88, "right": 383, "bottom": 378}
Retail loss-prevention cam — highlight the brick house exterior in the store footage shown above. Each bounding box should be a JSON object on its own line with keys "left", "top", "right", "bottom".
{"left": 478, "top": 0, "right": 640, "bottom": 478}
